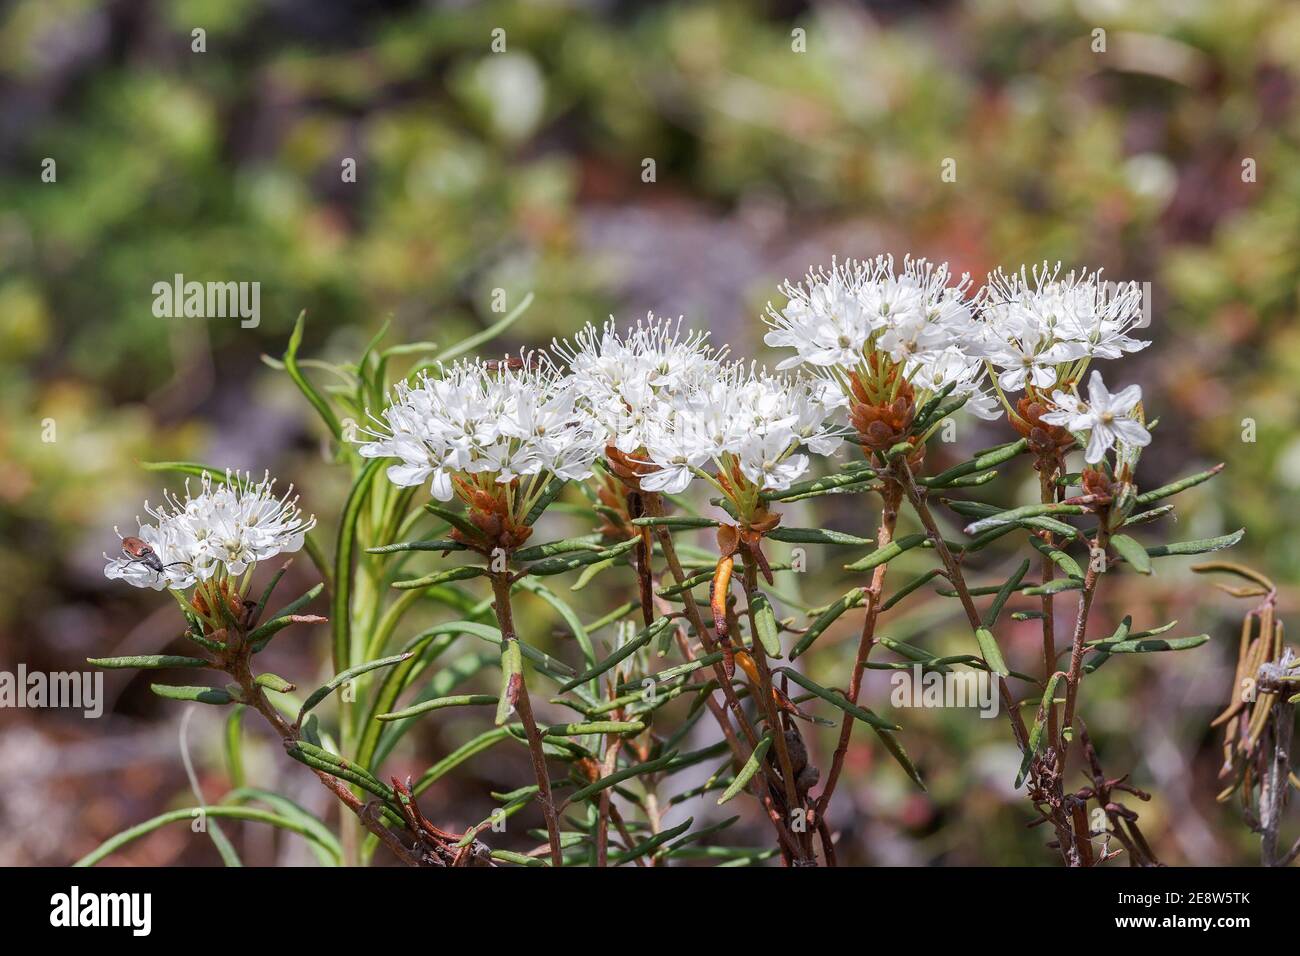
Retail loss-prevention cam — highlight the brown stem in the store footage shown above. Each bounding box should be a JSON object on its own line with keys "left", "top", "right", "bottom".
{"left": 1060, "top": 527, "right": 1108, "bottom": 749}
{"left": 1036, "top": 464, "right": 1061, "bottom": 748}
{"left": 740, "top": 554, "right": 808, "bottom": 861}
{"left": 1260, "top": 696, "right": 1295, "bottom": 866}
{"left": 641, "top": 492, "right": 799, "bottom": 861}
{"left": 814, "top": 479, "right": 901, "bottom": 827}
{"left": 490, "top": 572, "right": 564, "bottom": 867}
{"left": 894, "top": 459, "right": 1029, "bottom": 750}
{"left": 596, "top": 732, "right": 623, "bottom": 866}
{"left": 226, "top": 645, "right": 425, "bottom": 866}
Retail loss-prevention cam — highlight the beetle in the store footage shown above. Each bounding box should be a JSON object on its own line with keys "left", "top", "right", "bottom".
{"left": 119, "top": 535, "right": 191, "bottom": 574}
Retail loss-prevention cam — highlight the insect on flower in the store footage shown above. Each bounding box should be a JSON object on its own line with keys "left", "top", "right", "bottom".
{"left": 118, "top": 534, "right": 192, "bottom": 574}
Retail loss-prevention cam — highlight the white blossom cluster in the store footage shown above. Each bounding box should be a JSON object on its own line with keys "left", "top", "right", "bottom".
{"left": 766, "top": 256, "right": 1152, "bottom": 461}
{"left": 634, "top": 363, "right": 847, "bottom": 495}
{"left": 357, "top": 353, "right": 604, "bottom": 501}
{"left": 554, "top": 315, "right": 841, "bottom": 497}
{"left": 977, "top": 262, "right": 1148, "bottom": 392}
{"left": 105, "top": 471, "right": 314, "bottom": 590}
{"left": 553, "top": 316, "right": 727, "bottom": 454}
{"left": 765, "top": 256, "right": 1002, "bottom": 420}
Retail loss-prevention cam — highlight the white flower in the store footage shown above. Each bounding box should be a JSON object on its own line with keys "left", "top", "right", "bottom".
{"left": 1040, "top": 371, "right": 1151, "bottom": 464}
{"left": 767, "top": 255, "right": 976, "bottom": 373}
{"left": 979, "top": 263, "right": 1147, "bottom": 392}
{"left": 553, "top": 314, "right": 726, "bottom": 454}
{"left": 765, "top": 258, "right": 877, "bottom": 371}
{"left": 105, "top": 471, "right": 315, "bottom": 590}
{"left": 907, "top": 347, "right": 1001, "bottom": 421}
{"left": 357, "top": 354, "right": 603, "bottom": 499}
{"left": 637, "top": 363, "right": 845, "bottom": 496}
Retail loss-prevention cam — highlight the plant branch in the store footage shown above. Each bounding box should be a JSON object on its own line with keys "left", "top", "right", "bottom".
{"left": 490, "top": 571, "right": 564, "bottom": 867}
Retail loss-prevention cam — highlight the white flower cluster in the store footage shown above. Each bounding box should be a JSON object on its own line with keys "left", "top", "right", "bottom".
{"left": 635, "top": 363, "right": 847, "bottom": 495}
{"left": 357, "top": 354, "right": 604, "bottom": 501}
{"left": 766, "top": 257, "right": 1149, "bottom": 412}
{"left": 105, "top": 471, "right": 315, "bottom": 590}
{"left": 551, "top": 315, "right": 844, "bottom": 497}
{"left": 978, "top": 262, "right": 1147, "bottom": 392}
{"left": 553, "top": 315, "right": 727, "bottom": 454}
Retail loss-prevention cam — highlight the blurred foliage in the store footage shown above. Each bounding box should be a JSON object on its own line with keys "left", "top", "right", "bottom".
{"left": 1, "top": 0, "right": 1297, "bottom": 865}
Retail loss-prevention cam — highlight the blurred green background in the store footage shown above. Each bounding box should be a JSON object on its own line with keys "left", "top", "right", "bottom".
{"left": 1, "top": 0, "right": 1297, "bottom": 865}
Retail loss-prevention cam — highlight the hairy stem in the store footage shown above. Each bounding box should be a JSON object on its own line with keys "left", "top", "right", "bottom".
{"left": 740, "top": 554, "right": 809, "bottom": 861}
{"left": 1060, "top": 526, "right": 1108, "bottom": 749}
{"left": 226, "top": 642, "right": 424, "bottom": 867}
{"left": 814, "top": 479, "right": 901, "bottom": 829}
{"left": 894, "top": 459, "right": 1029, "bottom": 751}
{"left": 490, "top": 572, "right": 564, "bottom": 867}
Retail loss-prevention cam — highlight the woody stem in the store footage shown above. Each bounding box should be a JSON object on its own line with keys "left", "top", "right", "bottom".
{"left": 490, "top": 572, "right": 564, "bottom": 867}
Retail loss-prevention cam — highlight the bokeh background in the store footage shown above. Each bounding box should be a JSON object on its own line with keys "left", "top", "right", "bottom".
{"left": 1, "top": 0, "right": 1297, "bottom": 865}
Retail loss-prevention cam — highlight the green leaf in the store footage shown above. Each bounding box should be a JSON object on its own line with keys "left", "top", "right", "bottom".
{"left": 567, "top": 750, "right": 679, "bottom": 804}
{"left": 912, "top": 380, "right": 959, "bottom": 432}
{"left": 524, "top": 537, "right": 640, "bottom": 576}
{"left": 392, "top": 564, "right": 488, "bottom": 590}
{"left": 983, "top": 560, "right": 1031, "bottom": 628}
{"left": 1109, "top": 533, "right": 1151, "bottom": 574}
{"left": 780, "top": 669, "right": 899, "bottom": 729}
{"left": 749, "top": 592, "right": 782, "bottom": 657}
{"left": 432, "top": 291, "right": 534, "bottom": 364}
{"left": 254, "top": 673, "right": 296, "bottom": 693}
{"left": 767, "top": 527, "right": 875, "bottom": 547}
{"left": 366, "top": 538, "right": 466, "bottom": 555}
{"left": 88, "top": 655, "right": 211, "bottom": 669}
{"left": 222, "top": 788, "right": 342, "bottom": 867}
{"left": 760, "top": 465, "right": 877, "bottom": 502}
{"left": 1146, "top": 529, "right": 1244, "bottom": 558}
{"left": 150, "top": 684, "right": 233, "bottom": 705}
{"left": 880, "top": 568, "right": 944, "bottom": 612}
{"left": 974, "top": 627, "right": 1009, "bottom": 677}
{"left": 224, "top": 705, "right": 247, "bottom": 789}
{"left": 557, "top": 618, "right": 671, "bottom": 693}
{"left": 333, "top": 459, "right": 382, "bottom": 671}
{"left": 790, "top": 587, "right": 866, "bottom": 660}
{"left": 413, "top": 727, "right": 514, "bottom": 796}
{"left": 1016, "top": 672, "right": 1063, "bottom": 788}
{"left": 964, "top": 503, "right": 1085, "bottom": 536}
{"left": 872, "top": 726, "right": 926, "bottom": 790}
{"left": 283, "top": 312, "right": 343, "bottom": 441}
{"left": 542, "top": 721, "right": 644, "bottom": 737}
{"left": 844, "top": 532, "right": 928, "bottom": 572}
{"left": 1028, "top": 536, "right": 1083, "bottom": 579}
{"left": 1134, "top": 464, "right": 1223, "bottom": 505}
{"left": 74, "top": 805, "right": 343, "bottom": 867}
{"left": 377, "top": 695, "right": 499, "bottom": 720}
{"left": 610, "top": 817, "right": 694, "bottom": 865}
{"left": 630, "top": 516, "right": 719, "bottom": 529}
{"left": 524, "top": 477, "right": 568, "bottom": 526}
{"left": 512, "top": 534, "right": 605, "bottom": 562}
{"left": 924, "top": 439, "right": 1028, "bottom": 487}
{"left": 297, "top": 652, "right": 413, "bottom": 725}
{"left": 718, "top": 734, "right": 772, "bottom": 805}
{"left": 495, "top": 639, "right": 523, "bottom": 726}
